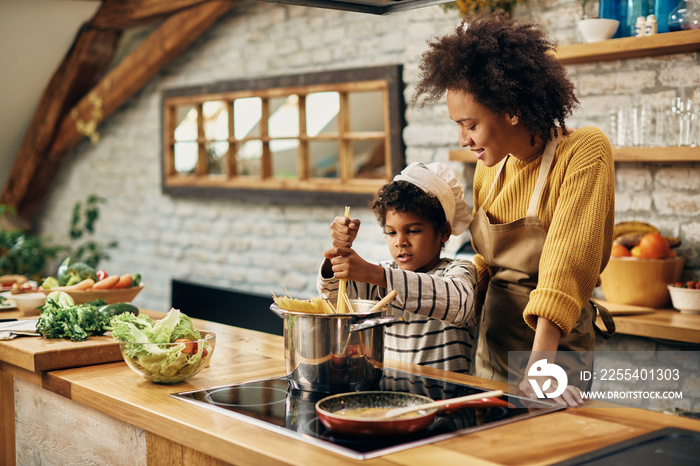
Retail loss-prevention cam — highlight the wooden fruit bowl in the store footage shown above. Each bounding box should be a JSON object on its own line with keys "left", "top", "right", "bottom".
{"left": 43, "top": 285, "right": 144, "bottom": 305}
{"left": 600, "top": 257, "right": 684, "bottom": 308}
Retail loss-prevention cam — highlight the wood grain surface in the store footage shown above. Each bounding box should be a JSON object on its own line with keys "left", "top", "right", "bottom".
{"left": 0, "top": 327, "right": 122, "bottom": 372}
{"left": 40, "top": 313, "right": 700, "bottom": 465}
{"left": 2, "top": 309, "right": 699, "bottom": 465}
{"left": 595, "top": 301, "right": 700, "bottom": 344}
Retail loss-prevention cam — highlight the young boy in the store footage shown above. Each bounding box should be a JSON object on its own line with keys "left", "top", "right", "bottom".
{"left": 318, "top": 162, "right": 477, "bottom": 374}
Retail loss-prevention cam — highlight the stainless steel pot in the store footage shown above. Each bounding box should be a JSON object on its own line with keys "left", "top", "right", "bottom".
{"left": 270, "top": 299, "right": 402, "bottom": 393}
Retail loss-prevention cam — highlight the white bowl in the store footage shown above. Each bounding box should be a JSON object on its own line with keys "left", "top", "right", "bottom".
{"left": 13, "top": 292, "right": 47, "bottom": 316}
{"left": 667, "top": 285, "right": 700, "bottom": 314}
{"left": 577, "top": 19, "right": 620, "bottom": 43}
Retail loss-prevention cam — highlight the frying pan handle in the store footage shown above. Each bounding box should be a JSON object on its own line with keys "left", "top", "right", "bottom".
{"left": 441, "top": 397, "right": 515, "bottom": 414}
{"left": 350, "top": 316, "right": 403, "bottom": 332}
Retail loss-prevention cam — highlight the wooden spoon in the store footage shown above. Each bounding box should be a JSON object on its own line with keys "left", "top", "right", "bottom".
{"left": 368, "top": 289, "right": 398, "bottom": 313}
{"left": 381, "top": 390, "right": 504, "bottom": 419}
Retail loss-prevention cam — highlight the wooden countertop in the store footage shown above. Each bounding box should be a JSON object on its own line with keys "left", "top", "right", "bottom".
{"left": 595, "top": 300, "right": 700, "bottom": 344}
{"left": 1, "top": 309, "right": 697, "bottom": 465}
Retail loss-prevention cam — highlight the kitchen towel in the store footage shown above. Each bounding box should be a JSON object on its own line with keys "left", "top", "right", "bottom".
{"left": 0, "top": 319, "right": 39, "bottom": 340}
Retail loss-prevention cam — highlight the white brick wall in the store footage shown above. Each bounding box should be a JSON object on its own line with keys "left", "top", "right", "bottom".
{"left": 36, "top": 2, "right": 699, "bottom": 314}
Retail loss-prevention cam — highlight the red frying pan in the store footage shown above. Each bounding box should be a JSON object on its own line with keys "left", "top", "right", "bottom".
{"left": 315, "top": 390, "right": 513, "bottom": 436}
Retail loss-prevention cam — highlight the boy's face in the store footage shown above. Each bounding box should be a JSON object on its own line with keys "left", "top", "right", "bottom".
{"left": 384, "top": 209, "right": 449, "bottom": 273}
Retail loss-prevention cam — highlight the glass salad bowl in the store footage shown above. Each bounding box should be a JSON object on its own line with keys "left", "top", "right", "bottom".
{"left": 119, "top": 331, "right": 216, "bottom": 384}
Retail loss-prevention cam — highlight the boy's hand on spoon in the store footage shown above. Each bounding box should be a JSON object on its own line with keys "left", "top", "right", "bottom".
{"left": 330, "top": 247, "right": 386, "bottom": 287}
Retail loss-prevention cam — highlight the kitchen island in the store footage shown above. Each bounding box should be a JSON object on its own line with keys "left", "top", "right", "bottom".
{"left": 2, "top": 309, "right": 700, "bottom": 465}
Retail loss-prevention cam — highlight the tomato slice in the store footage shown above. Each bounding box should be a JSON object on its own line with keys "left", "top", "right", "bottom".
{"left": 173, "top": 338, "right": 194, "bottom": 354}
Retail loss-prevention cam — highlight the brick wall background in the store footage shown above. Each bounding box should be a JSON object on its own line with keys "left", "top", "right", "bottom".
{"left": 35, "top": 1, "right": 699, "bottom": 316}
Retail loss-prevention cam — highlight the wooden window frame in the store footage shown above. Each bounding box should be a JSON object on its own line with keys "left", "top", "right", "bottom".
{"left": 161, "top": 65, "right": 405, "bottom": 206}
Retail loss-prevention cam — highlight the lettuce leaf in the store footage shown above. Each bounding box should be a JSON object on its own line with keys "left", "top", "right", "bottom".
{"left": 110, "top": 308, "right": 208, "bottom": 383}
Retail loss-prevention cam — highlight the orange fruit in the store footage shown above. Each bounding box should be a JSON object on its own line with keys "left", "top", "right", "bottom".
{"left": 630, "top": 245, "right": 642, "bottom": 257}
{"left": 611, "top": 244, "right": 631, "bottom": 257}
{"left": 638, "top": 233, "right": 671, "bottom": 259}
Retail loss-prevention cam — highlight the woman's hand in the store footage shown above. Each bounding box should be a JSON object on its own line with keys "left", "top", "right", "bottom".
{"left": 518, "top": 378, "right": 585, "bottom": 407}
{"left": 329, "top": 216, "right": 361, "bottom": 248}
{"left": 324, "top": 246, "right": 386, "bottom": 287}
{"left": 520, "top": 317, "right": 587, "bottom": 408}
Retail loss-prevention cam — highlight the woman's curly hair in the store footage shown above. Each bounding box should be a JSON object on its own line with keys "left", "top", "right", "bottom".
{"left": 369, "top": 181, "right": 449, "bottom": 236}
{"left": 413, "top": 13, "right": 578, "bottom": 145}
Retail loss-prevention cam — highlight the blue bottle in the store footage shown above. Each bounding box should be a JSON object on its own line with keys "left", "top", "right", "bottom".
{"left": 656, "top": 0, "right": 681, "bottom": 32}
{"left": 600, "top": 0, "right": 628, "bottom": 37}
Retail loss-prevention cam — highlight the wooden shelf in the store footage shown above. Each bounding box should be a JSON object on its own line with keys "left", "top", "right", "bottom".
{"left": 554, "top": 28, "right": 700, "bottom": 64}
{"left": 612, "top": 146, "right": 700, "bottom": 162}
{"left": 449, "top": 146, "right": 700, "bottom": 163}
{"left": 595, "top": 300, "right": 700, "bottom": 344}
{"left": 448, "top": 33, "right": 700, "bottom": 164}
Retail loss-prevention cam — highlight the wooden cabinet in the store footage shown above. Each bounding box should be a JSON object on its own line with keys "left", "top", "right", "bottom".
{"left": 450, "top": 30, "right": 700, "bottom": 164}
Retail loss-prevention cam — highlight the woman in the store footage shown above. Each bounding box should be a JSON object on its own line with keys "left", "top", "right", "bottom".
{"left": 413, "top": 13, "right": 615, "bottom": 406}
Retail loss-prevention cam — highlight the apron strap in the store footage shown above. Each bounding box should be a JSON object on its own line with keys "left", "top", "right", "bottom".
{"left": 590, "top": 300, "right": 616, "bottom": 339}
{"left": 482, "top": 155, "right": 509, "bottom": 207}
{"left": 526, "top": 134, "right": 558, "bottom": 218}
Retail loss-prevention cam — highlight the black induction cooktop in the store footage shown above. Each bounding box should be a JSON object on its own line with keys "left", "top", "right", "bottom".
{"left": 172, "top": 368, "right": 563, "bottom": 460}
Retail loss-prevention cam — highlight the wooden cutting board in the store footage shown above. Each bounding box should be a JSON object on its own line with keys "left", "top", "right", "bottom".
{"left": 0, "top": 334, "right": 121, "bottom": 372}
{"left": 0, "top": 312, "right": 122, "bottom": 372}
{"left": 593, "top": 299, "right": 657, "bottom": 315}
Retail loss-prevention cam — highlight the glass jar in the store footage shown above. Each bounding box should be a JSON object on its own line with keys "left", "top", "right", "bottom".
{"left": 668, "top": 0, "right": 689, "bottom": 31}
{"left": 686, "top": 0, "right": 700, "bottom": 29}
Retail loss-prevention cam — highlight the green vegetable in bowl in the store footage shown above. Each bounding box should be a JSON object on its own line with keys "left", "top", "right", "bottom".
{"left": 57, "top": 257, "right": 97, "bottom": 286}
{"left": 110, "top": 308, "right": 211, "bottom": 383}
{"left": 46, "top": 290, "right": 75, "bottom": 307}
{"left": 41, "top": 276, "right": 59, "bottom": 290}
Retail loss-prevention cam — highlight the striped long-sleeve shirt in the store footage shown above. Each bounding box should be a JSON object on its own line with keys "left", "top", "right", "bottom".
{"left": 317, "top": 258, "right": 477, "bottom": 374}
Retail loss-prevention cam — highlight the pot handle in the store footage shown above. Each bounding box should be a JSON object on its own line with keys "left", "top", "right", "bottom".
{"left": 350, "top": 316, "right": 403, "bottom": 332}
{"left": 269, "top": 303, "right": 285, "bottom": 319}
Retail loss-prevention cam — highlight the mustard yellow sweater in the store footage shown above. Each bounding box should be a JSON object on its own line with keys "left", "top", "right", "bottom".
{"left": 471, "top": 126, "right": 615, "bottom": 336}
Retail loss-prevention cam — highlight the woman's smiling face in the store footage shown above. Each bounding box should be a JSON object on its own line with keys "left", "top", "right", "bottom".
{"left": 446, "top": 89, "right": 518, "bottom": 168}
{"left": 384, "top": 210, "right": 449, "bottom": 273}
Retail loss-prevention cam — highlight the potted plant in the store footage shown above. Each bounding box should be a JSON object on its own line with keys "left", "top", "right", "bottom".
{"left": 67, "top": 195, "right": 118, "bottom": 269}
{"left": 0, "top": 205, "right": 64, "bottom": 281}
{"left": 441, "top": 0, "right": 528, "bottom": 17}
{"left": 0, "top": 195, "right": 118, "bottom": 280}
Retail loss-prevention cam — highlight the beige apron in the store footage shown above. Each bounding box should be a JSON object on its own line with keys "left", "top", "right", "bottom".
{"left": 470, "top": 134, "right": 614, "bottom": 385}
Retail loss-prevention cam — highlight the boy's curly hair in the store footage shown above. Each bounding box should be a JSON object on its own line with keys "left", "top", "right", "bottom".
{"left": 413, "top": 13, "right": 578, "bottom": 145}
{"left": 369, "top": 181, "right": 449, "bottom": 236}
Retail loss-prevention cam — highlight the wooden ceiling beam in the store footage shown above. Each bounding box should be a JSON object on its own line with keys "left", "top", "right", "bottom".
{"left": 5, "top": 0, "right": 235, "bottom": 221}
{"left": 50, "top": 1, "right": 235, "bottom": 158}
{"left": 90, "top": 0, "right": 217, "bottom": 29}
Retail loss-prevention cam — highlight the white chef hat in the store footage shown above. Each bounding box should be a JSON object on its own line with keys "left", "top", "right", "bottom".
{"left": 393, "top": 162, "right": 472, "bottom": 236}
